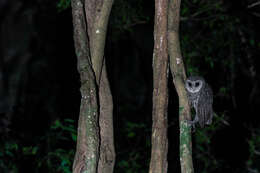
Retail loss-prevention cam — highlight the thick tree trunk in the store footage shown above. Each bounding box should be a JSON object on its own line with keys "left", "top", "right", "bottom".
{"left": 167, "top": 0, "right": 194, "bottom": 173}
{"left": 71, "top": 0, "right": 115, "bottom": 172}
{"left": 149, "top": 0, "right": 169, "bottom": 172}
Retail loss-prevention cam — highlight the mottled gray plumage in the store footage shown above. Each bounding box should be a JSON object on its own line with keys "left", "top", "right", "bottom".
{"left": 185, "top": 76, "right": 213, "bottom": 128}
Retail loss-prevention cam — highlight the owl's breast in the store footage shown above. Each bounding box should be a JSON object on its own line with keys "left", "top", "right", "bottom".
{"left": 188, "top": 93, "right": 199, "bottom": 108}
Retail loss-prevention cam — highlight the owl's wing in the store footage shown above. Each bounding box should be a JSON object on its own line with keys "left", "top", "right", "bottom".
{"left": 198, "top": 84, "right": 213, "bottom": 127}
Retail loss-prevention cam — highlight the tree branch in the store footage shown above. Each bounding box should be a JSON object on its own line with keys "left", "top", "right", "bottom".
{"left": 248, "top": 1, "right": 260, "bottom": 8}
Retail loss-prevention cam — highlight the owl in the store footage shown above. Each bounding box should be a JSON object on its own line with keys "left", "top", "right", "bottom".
{"left": 185, "top": 76, "right": 213, "bottom": 128}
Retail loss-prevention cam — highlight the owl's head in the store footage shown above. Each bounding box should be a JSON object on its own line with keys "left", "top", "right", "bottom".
{"left": 185, "top": 76, "right": 205, "bottom": 93}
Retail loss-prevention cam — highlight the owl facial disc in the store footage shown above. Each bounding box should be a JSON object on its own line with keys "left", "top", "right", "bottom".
{"left": 185, "top": 80, "right": 203, "bottom": 93}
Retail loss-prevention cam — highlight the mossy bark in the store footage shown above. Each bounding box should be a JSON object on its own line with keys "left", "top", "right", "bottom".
{"left": 149, "top": 0, "right": 169, "bottom": 172}
{"left": 71, "top": 0, "right": 115, "bottom": 172}
{"left": 167, "top": 0, "right": 194, "bottom": 173}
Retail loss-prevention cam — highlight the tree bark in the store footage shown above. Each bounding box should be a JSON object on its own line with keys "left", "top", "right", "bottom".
{"left": 98, "top": 59, "right": 115, "bottom": 173}
{"left": 85, "top": 0, "right": 114, "bottom": 85}
{"left": 71, "top": 0, "right": 115, "bottom": 172}
{"left": 72, "top": 1, "right": 99, "bottom": 172}
{"left": 149, "top": 0, "right": 169, "bottom": 172}
{"left": 167, "top": 0, "right": 194, "bottom": 173}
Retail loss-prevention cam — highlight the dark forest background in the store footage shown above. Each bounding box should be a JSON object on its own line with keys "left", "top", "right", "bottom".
{"left": 0, "top": 0, "right": 260, "bottom": 172}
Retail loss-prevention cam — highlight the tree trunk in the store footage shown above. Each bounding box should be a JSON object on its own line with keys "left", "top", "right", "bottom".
{"left": 149, "top": 0, "right": 169, "bottom": 172}
{"left": 98, "top": 59, "right": 115, "bottom": 173}
{"left": 85, "top": 0, "right": 114, "bottom": 85}
{"left": 71, "top": 1, "right": 99, "bottom": 172}
{"left": 71, "top": 0, "right": 115, "bottom": 172}
{"left": 167, "top": 0, "right": 194, "bottom": 173}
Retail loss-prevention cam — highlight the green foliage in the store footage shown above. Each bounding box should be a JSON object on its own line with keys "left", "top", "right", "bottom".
{"left": 57, "top": 0, "right": 71, "bottom": 12}
{"left": 193, "top": 113, "right": 228, "bottom": 172}
{"left": 111, "top": 0, "right": 149, "bottom": 31}
{"left": 38, "top": 148, "right": 74, "bottom": 173}
{"left": 115, "top": 120, "right": 150, "bottom": 173}
{"left": 125, "top": 121, "right": 146, "bottom": 138}
{"left": 180, "top": 0, "right": 239, "bottom": 77}
{"left": 37, "top": 119, "right": 76, "bottom": 172}
{"left": 246, "top": 129, "right": 260, "bottom": 172}
{"left": 23, "top": 146, "right": 38, "bottom": 155}
{"left": 0, "top": 118, "right": 76, "bottom": 172}
{"left": 110, "top": 0, "right": 150, "bottom": 42}
{"left": 51, "top": 119, "right": 77, "bottom": 142}
{"left": 0, "top": 140, "right": 18, "bottom": 172}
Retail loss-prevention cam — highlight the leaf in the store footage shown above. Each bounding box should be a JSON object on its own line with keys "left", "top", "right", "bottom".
{"left": 64, "top": 119, "right": 74, "bottom": 123}
{"left": 128, "top": 132, "right": 135, "bottom": 138}
{"left": 71, "top": 134, "right": 77, "bottom": 142}
{"left": 32, "top": 146, "right": 38, "bottom": 155}
{"left": 57, "top": 0, "right": 71, "bottom": 12}
{"left": 51, "top": 119, "right": 62, "bottom": 129}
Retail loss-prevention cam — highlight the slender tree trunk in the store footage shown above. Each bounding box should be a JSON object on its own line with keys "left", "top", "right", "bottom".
{"left": 167, "top": 0, "right": 194, "bottom": 173}
{"left": 149, "top": 0, "right": 169, "bottom": 172}
{"left": 71, "top": 0, "right": 115, "bottom": 172}
{"left": 85, "top": 0, "right": 114, "bottom": 85}
{"left": 98, "top": 59, "right": 115, "bottom": 173}
{"left": 72, "top": 1, "right": 99, "bottom": 172}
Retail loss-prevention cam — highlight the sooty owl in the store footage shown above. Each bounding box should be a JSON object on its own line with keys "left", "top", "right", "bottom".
{"left": 185, "top": 76, "right": 213, "bottom": 128}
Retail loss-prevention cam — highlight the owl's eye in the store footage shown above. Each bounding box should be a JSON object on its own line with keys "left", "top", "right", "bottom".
{"left": 188, "top": 82, "right": 192, "bottom": 87}
{"left": 195, "top": 82, "right": 200, "bottom": 87}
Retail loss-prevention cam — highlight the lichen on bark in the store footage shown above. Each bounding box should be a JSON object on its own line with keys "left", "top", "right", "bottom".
{"left": 71, "top": 0, "right": 100, "bottom": 172}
